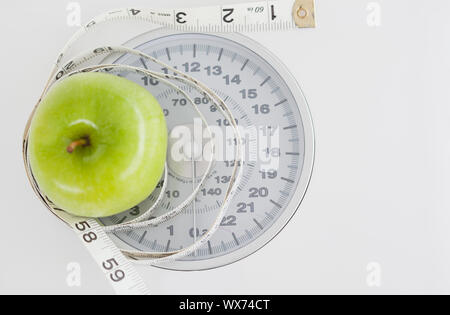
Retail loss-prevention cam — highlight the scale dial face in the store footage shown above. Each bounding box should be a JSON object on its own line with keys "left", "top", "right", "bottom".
{"left": 100, "top": 31, "right": 314, "bottom": 271}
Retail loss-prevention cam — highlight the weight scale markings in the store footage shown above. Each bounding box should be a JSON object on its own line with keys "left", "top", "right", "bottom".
{"left": 275, "top": 99, "right": 287, "bottom": 107}
{"left": 260, "top": 76, "right": 271, "bottom": 87}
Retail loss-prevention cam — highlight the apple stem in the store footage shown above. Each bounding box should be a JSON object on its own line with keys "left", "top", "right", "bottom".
{"left": 67, "top": 137, "right": 90, "bottom": 153}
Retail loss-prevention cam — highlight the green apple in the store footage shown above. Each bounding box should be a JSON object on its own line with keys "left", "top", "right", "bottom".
{"left": 28, "top": 72, "right": 168, "bottom": 218}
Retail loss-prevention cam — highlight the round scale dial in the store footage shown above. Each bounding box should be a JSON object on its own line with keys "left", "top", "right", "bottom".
{"left": 99, "top": 31, "right": 314, "bottom": 271}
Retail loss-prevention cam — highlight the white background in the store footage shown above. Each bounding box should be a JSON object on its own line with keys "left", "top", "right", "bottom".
{"left": 1, "top": 0, "right": 450, "bottom": 294}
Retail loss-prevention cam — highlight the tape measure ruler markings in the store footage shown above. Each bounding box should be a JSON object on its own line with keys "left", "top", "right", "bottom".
{"left": 62, "top": 213, "right": 151, "bottom": 295}
{"left": 95, "top": 0, "right": 315, "bottom": 32}
{"left": 25, "top": 0, "right": 316, "bottom": 295}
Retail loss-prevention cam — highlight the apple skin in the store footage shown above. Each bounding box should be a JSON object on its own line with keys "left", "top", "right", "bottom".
{"left": 28, "top": 72, "right": 168, "bottom": 218}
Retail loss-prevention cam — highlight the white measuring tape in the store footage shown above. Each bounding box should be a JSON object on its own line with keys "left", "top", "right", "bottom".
{"left": 22, "top": 0, "right": 316, "bottom": 295}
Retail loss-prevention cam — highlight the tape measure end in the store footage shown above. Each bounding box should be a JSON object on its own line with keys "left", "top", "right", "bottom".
{"left": 293, "top": 0, "right": 316, "bottom": 29}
